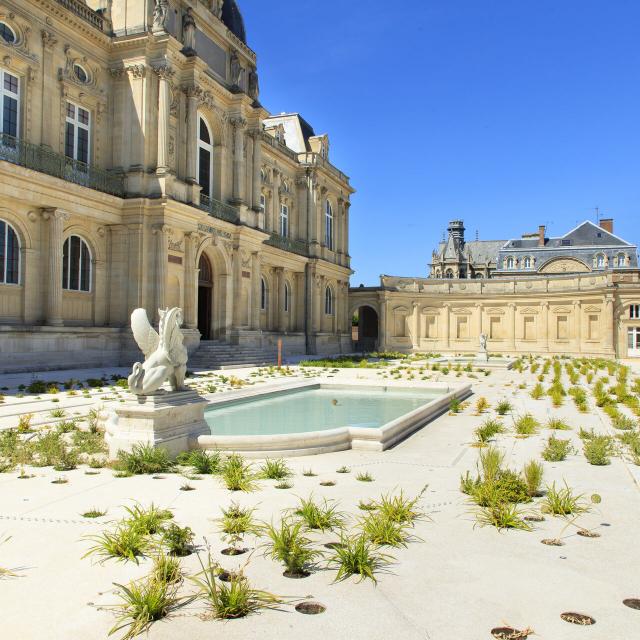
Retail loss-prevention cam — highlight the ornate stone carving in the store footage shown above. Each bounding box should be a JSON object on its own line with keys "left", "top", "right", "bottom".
{"left": 229, "top": 49, "right": 242, "bottom": 87}
{"left": 126, "top": 65, "right": 146, "bottom": 79}
{"left": 41, "top": 29, "right": 57, "bottom": 50}
{"left": 181, "top": 8, "right": 197, "bottom": 55}
{"left": 152, "top": 63, "right": 174, "bottom": 80}
{"left": 152, "top": 0, "right": 169, "bottom": 33}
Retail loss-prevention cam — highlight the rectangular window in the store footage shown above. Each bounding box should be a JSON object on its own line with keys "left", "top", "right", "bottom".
{"left": 489, "top": 317, "right": 502, "bottom": 339}
{"left": 456, "top": 316, "right": 468, "bottom": 339}
{"left": 557, "top": 315, "right": 568, "bottom": 340}
{"left": 260, "top": 194, "right": 266, "bottom": 211}
{"left": 279, "top": 203, "right": 289, "bottom": 237}
{"left": 524, "top": 316, "right": 536, "bottom": 340}
{"left": 588, "top": 315, "right": 599, "bottom": 340}
{"left": 630, "top": 305, "right": 640, "bottom": 319}
{"left": 1, "top": 69, "right": 19, "bottom": 138}
{"left": 198, "top": 148, "right": 211, "bottom": 198}
{"left": 64, "top": 101, "right": 90, "bottom": 164}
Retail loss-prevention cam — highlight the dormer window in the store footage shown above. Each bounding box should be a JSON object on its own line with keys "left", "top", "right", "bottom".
{"left": 523, "top": 256, "right": 531, "bottom": 269}
{"left": 596, "top": 254, "right": 605, "bottom": 268}
{"left": 616, "top": 253, "right": 626, "bottom": 268}
{"left": 506, "top": 257, "right": 515, "bottom": 270}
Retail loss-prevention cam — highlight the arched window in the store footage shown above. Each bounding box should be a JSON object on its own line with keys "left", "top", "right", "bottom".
{"left": 0, "top": 219, "right": 20, "bottom": 285}
{"left": 0, "top": 22, "right": 16, "bottom": 44}
{"left": 445, "top": 269, "right": 454, "bottom": 279}
{"left": 0, "top": 67, "right": 19, "bottom": 138}
{"left": 279, "top": 203, "right": 289, "bottom": 237}
{"left": 73, "top": 64, "right": 88, "bottom": 84}
{"left": 62, "top": 235, "right": 91, "bottom": 292}
{"left": 325, "top": 200, "right": 334, "bottom": 250}
{"left": 324, "top": 285, "right": 334, "bottom": 315}
{"left": 284, "top": 281, "right": 291, "bottom": 312}
{"left": 260, "top": 277, "right": 268, "bottom": 311}
{"left": 197, "top": 116, "right": 213, "bottom": 201}
{"left": 616, "top": 253, "right": 626, "bottom": 268}
{"left": 506, "top": 257, "right": 515, "bottom": 270}
{"left": 523, "top": 256, "right": 531, "bottom": 269}
{"left": 596, "top": 253, "right": 605, "bottom": 268}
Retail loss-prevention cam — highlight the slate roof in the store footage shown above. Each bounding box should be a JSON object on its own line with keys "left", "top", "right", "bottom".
{"left": 436, "top": 239, "right": 506, "bottom": 265}
{"left": 221, "top": 0, "right": 246, "bottom": 44}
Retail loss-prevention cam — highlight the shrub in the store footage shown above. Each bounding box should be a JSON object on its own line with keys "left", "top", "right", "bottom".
{"left": 218, "top": 503, "right": 261, "bottom": 551}
{"left": 328, "top": 533, "right": 394, "bottom": 584}
{"left": 17, "top": 413, "right": 34, "bottom": 433}
{"left": 81, "top": 508, "right": 107, "bottom": 519}
{"left": 263, "top": 518, "right": 321, "bottom": 576}
{"left": 449, "top": 398, "right": 462, "bottom": 414}
{"left": 495, "top": 400, "right": 513, "bottom": 416}
{"left": 583, "top": 435, "right": 615, "bottom": 466}
{"left": 162, "top": 523, "right": 194, "bottom": 557}
{"left": 542, "top": 436, "right": 573, "bottom": 462}
{"left": 356, "top": 471, "right": 374, "bottom": 482}
{"left": 72, "top": 430, "right": 107, "bottom": 455}
{"left": 115, "top": 444, "right": 174, "bottom": 475}
{"left": 26, "top": 380, "right": 46, "bottom": 394}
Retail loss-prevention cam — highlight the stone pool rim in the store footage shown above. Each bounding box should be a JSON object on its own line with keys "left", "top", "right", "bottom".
{"left": 196, "top": 379, "right": 472, "bottom": 457}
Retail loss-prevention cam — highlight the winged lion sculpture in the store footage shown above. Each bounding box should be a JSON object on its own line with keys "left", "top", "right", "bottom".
{"left": 127, "top": 307, "right": 189, "bottom": 395}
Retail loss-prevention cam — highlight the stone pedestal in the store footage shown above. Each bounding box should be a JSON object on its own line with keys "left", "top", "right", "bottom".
{"left": 105, "top": 390, "right": 209, "bottom": 459}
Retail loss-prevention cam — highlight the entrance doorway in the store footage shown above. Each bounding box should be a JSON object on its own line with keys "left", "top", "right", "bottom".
{"left": 197, "top": 254, "right": 213, "bottom": 340}
{"left": 628, "top": 327, "right": 640, "bottom": 357}
{"left": 352, "top": 305, "right": 379, "bottom": 353}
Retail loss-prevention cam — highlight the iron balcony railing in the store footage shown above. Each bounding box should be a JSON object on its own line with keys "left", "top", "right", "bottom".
{"left": 264, "top": 232, "right": 309, "bottom": 257}
{"left": 0, "top": 134, "right": 125, "bottom": 197}
{"left": 199, "top": 194, "right": 240, "bottom": 224}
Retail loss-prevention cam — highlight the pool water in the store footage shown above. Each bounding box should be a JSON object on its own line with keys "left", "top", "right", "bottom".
{"left": 204, "top": 387, "right": 443, "bottom": 436}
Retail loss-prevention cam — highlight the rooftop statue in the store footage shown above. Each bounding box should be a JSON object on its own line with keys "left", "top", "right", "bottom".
{"left": 128, "top": 307, "right": 188, "bottom": 395}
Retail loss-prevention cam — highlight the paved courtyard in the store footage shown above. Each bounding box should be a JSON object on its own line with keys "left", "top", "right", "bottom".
{"left": 1, "top": 357, "right": 639, "bottom": 639}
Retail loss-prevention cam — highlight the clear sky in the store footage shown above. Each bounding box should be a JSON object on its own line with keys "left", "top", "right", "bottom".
{"left": 241, "top": 0, "right": 640, "bottom": 285}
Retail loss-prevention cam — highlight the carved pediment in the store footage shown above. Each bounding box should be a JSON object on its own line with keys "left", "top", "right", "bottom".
{"left": 392, "top": 305, "right": 410, "bottom": 314}
{"left": 519, "top": 307, "right": 539, "bottom": 315}
{"left": 485, "top": 308, "right": 505, "bottom": 315}
{"left": 451, "top": 307, "right": 472, "bottom": 315}
{"left": 552, "top": 306, "right": 572, "bottom": 314}
{"left": 584, "top": 305, "right": 602, "bottom": 313}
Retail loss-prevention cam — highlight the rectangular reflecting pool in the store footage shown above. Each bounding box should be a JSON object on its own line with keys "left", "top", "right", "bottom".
{"left": 204, "top": 386, "right": 444, "bottom": 436}
{"left": 196, "top": 381, "right": 472, "bottom": 456}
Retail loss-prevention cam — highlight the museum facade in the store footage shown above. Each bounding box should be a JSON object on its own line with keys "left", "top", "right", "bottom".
{"left": 0, "top": 0, "right": 354, "bottom": 371}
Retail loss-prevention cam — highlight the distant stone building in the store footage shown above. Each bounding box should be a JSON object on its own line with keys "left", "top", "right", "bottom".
{"left": 429, "top": 219, "right": 637, "bottom": 279}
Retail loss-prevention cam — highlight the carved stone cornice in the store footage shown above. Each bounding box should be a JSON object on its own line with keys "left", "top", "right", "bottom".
{"left": 126, "top": 65, "right": 146, "bottom": 79}
{"left": 230, "top": 116, "right": 247, "bottom": 129}
{"left": 184, "top": 84, "right": 202, "bottom": 99}
{"left": 152, "top": 63, "right": 174, "bottom": 80}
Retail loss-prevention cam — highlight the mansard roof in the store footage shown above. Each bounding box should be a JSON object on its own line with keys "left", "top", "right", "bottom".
{"left": 221, "top": 0, "right": 247, "bottom": 44}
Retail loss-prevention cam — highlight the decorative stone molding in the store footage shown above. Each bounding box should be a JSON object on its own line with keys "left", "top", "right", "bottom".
{"left": 41, "top": 29, "right": 57, "bottom": 50}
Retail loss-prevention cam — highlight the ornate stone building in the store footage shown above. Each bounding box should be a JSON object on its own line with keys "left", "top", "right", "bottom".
{"left": 0, "top": 0, "right": 353, "bottom": 372}
{"left": 350, "top": 271, "right": 640, "bottom": 359}
{"left": 429, "top": 218, "right": 637, "bottom": 279}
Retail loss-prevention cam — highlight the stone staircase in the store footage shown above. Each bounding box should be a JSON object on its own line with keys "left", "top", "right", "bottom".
{"left": 188, "top": 340, "right": 280, "bottom": 370}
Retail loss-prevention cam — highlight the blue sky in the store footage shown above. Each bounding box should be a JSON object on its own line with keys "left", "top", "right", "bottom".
{"left": 241, "top": 0, "right": 640, "bottom": 285}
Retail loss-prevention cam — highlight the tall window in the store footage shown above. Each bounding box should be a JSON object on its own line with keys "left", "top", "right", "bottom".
{"left": 445, "top": 269, "right": 454, "bottom": 279}
{"left": 630, "top": 305, "right": 640, "bottom": 320}
{"left": 260, "top": 193, "right": 266, "bottom": 212}
{"left": 616, "top": 253, "right": 626, "bottom": 268}
{"left": 197, "top": 116, "right": 213, "bottom": 200}
{"left": 596, "top": 254, "right": 605, "bottom": 268}
{"left": 1, "top": 68, "right": 19, "bottom": 138}
{"left": 62, "top": 235, "right": 91, "bottom": 292}
{"left": 284, "top": 281, "right": 290, "bottom": 312}
{"left": 65, "top": 102, "right": 90, "bottom": 164}
{"left": 260, "top": 277, "right": 268, "bottom": 311}
{"left": 324, "top": 286, "right": 334, "bottom": 315}
{"left": 506, "top": 257, "right": 515, "bottom": 269}
{"left": 279, "top": 203, "right": 289, "bottom": 237}
{"left": 325, "top": 200, "right": 334, "bottom": 250}
{"left": 0, "top": 219, "right": 20, "bottom": 285}
{"left": 523, "top": 256, "right": 531, "bottom": 269}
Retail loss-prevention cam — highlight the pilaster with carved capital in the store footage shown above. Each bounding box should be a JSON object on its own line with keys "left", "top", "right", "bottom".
{"left": 42, "top": 208, "right": 68, "bottom": 326}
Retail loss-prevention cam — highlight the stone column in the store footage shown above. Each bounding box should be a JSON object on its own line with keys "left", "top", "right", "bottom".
{"left": 185, "top": 86, "right": 201, "bottom": 185}
{"left": 541, "top": 302, "right": 549, "bottom": 352}
{"left": 231, "top": 246, "right": 242, "bottom": 327}
{"left": 314, "top": 274, "right": 325, "bottom": 333}
{"left": 250, "top": 129, "right": 262, "bottom": 212}
{"left": 443, "top": 303, "right": 450, "bottom": 349}
{"left": 184, "top": 233, "right": 198, "bottom": 329}
{"left": 231, "top": 117, "right": 247, "bottom": 205}
{"left": 42, "top": 208, "right": 66, "bottom": 326}
{"left": 344, "top": 201, "right": 351, "bottom": 263}
{"left": 41, "top": 31, "right": 58, "bottom": 148}
{"left": 509, "top": 303, "right": 517, "bottom": 351}
{"left": 250, "top": 251, "right": 261, "bottom": 330}
{"left": 153, "top": 64, "right": 174, "bottom": 173}
{"left": 573, "top": 300, "right": 582, "bottom": 354}
{"left": 272, "top": 171, "right": 281, "bottom": 234}
{"left": 379, "top": 297, "right": 388, "bottom": 351}
{"left": 275, "top": 267, "right": 286, "bottom": 332}
{"left": 411, "top": 302, "right": 420, "bottom": 349}
{"left": 153, "top": 225, "right": 170, "bottom": 322}
{"left": 476, "top": 303, "right": 483, "bottom": 339}
{"left": 603, "top": 295, "right": 614, "bottom": 354}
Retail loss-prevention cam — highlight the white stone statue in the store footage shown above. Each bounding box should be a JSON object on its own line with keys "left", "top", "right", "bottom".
{"left": 479, "top": 333, "right": 488, "bottom": 352}
{"left": 128, "top": 307, "right": 188, "bottom": 395}
{"left": 152, "top": 0, "right": 169, "bottom": 33}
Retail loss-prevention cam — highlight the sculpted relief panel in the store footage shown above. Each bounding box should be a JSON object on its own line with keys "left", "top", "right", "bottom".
{"left": 539, "top": 258, "right": 590, "bottom": 274}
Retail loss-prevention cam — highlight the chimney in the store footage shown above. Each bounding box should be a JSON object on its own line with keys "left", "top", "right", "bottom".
{"left": 538, "top": 225, "right": 546, "bottom": 247}
{"left": 599, "top": 218, "right": 614, "bottom": 234}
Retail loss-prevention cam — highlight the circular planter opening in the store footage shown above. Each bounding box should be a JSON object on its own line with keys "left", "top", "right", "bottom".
{"left": 221, "top": 547, "right": 248, "bottom": 556}
{"left": 217, "top": 570, "right": 237, "bottom": 583}
{"left": 541, "top": 538, "right": 564, "bottom": 546}
{"left": 623, "top": 598, "right": 640, "bottom": 610}
{"left": 283, "top": 570, "right": 310, "bottom": 579}
{"left": 561, "top": 612, "right": 595, "bottom": 626}
{"left": 295, "top": 601, "right": 326, "bottom": 615}
{"left": 577, "top": 529, "right": 600, "bottom": 538}
{"left": 491, "top": 627, "right": 530, "bottom": 639}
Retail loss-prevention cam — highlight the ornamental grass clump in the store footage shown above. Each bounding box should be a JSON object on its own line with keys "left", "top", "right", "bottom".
{"left": 178, "top": 449, "right": 221, "bottom": 475}
{"left": 542, "top": 435, "right": 574, "bottom": 462}
{"left": 530, "top": 384, "right": 545, "bottom": 400}
{"left": 542, "top": 482, "right": 589, "bottom": 516}
{"left": 220, "top": 454, "right": 259, "bottom": 492}
{"left": 374, "top": 486, "right": 428, "bottom": 525}
{"left": 359, "top": 512, "right": 413, "bottom": 548}
{"left": 150, "top": 551, "right": 183, "bottom": 585}
{"left": 218, "top": 503, "right": 261, "bottom": 553}
{"left": 522, "top": 460, "right": 544, "bottom": 498}
{"left": 123, "top": 503, "right": 174, "bottom": 536}
{"left": 474, "top": 418, "right": 504, "bottom": 444}
{"left": 115, "top": 444, "right": 174, "bottom": 475}
{"left": 583, "top": 434, "right": 615, "bottom": 466}
{"left": 473, "top": 501, "right": 532, "bottom": 532}
{"left": 161, "top": 523, "right": 194, "bottom": 557}
{"left": 514, "top": 414, "right": 540, "bottom": 438}
{"left": 495, "top": 400, "right": 513, "bottom": 416}
{"left": 475, "top": 397, "right": 490, "bottom": 415}
{"left": 263, "top": 518, "right": 321, "bottom": 576}
{"left": 546, "top": 417, "right": 571, "bottom": 431}
{"left": 328, "top": 533, "right": 393, "bottom": 584}
{"left": 190, "top": 551, "right": 281, "bottom": 619}
{"left": 83, "top": 522, "right": 151, "bottom": 564}
{"left": 293, "top": 496, "right": 345, "bottom": 532}
{"left": 259, "top": 458, "right": 292, "bottom": 480}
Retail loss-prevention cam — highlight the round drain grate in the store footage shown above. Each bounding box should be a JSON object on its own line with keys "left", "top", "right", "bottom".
{"left": 623, "top": 598, "right": 640, "bottom": 610}
{"left": 561, "top": 612, "right": 595, "bottom": 626}
{"left": 221, "top": 547, "right": 248, "bottom": 556}
{"left": 295, "top": 601, "right": 326, "bottom": 615}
